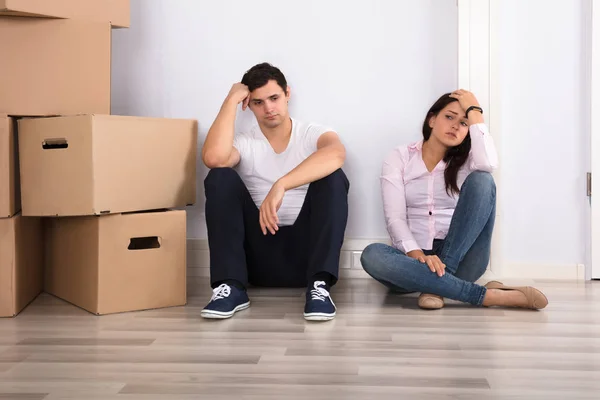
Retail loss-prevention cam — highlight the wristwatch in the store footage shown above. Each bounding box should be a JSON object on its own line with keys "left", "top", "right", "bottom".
{"left": 466, "top": 105, "right": 483, "bottom": 118}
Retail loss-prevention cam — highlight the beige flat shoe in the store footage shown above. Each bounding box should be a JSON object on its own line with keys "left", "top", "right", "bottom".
{"left": 418, "top": 293, "right": 445, "bottom": 310}
{"left": 484, "top": 281, "right": 504, "bottom": 288}
{"left": 484, "top": 281, "right": 548, "bottom": 310}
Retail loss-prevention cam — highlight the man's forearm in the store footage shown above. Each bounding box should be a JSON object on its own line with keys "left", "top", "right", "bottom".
{"left": 278, "top": 145, "right": 345, "bottom": 190}
{"left": 202, "top": 99, "right": 237, "bottom": 167}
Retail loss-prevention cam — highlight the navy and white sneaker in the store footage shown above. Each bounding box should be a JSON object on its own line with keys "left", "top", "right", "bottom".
{"left": 304, "top": 281, "right": 336, "bottom": 321}
{"left": 200, "top": 283, "right": 250, "bottom": 319}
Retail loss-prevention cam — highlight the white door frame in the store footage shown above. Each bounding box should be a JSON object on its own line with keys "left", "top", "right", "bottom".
{"left": 462, "top": 0, "right": 596, "bottom": 280}
{"left": 591, "top": 0, "right": 600, "bottom": 279}
{"left": 457, "top": 0, "right": 504, "bottom": 277}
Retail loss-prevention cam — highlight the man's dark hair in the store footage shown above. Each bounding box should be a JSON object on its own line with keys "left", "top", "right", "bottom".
{"left": 241, "top": 62, "right": 288, "bottom": 93}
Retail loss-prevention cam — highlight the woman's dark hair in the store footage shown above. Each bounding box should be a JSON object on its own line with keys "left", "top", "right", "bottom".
{"left": 241, "top": 62, "right": 288, "bottom": 93}
{"left": 422, "top": 93, "right": 471, "bottom": 196}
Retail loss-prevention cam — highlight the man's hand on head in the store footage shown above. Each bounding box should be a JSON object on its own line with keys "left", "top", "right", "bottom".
{"left": 226, "top": 83, "right": 251, "bottom": 110}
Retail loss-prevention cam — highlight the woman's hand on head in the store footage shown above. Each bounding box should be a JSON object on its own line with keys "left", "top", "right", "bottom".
{"left": 449, "top": 89, "right": 480, "bottom": 111}
{"left": 450, "top": 89, "right": 484, "bottom": 124}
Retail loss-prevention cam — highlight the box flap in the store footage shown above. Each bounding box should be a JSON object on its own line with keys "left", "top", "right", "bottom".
{"left": 0, "top": 115, "right": 19, "bottom": 218}
{"left": 0, "top": 116, "right": 11, "bottom": 217}
{"left": 0, "top": 216, "right": 16, "bottom": 317}
{"left": 14, "top": 215, "right": 43, "bottom": 313}
{"left": 45, "top": 216, "right": 100, "bottom": 312}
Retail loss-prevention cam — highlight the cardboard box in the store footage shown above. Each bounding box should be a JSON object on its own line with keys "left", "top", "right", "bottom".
{"left": 0, "top": 0, "right": 130, "bottom": 28}
{"left": 0, "top": 214, "right": 43, "bottom": 317}
{"left": 0, "top": 115, "right": 20, "bottom": 217}
{"left": 18, "top": 115, "right": 198, "bottom": 217}
{"left": 45, "top": 209, "right": 187, "bottom": 315}
{"left": 0, "top": 17, "right": 111, "bottom": 116}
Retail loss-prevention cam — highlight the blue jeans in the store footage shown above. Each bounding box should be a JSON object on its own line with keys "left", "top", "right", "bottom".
{"left": 360, "top": 171, "right": 496, "bottom": 306}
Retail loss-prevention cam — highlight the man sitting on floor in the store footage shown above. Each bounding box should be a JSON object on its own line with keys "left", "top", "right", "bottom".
{"left": 200, "top": 62, "right": 349, "bottom": 321}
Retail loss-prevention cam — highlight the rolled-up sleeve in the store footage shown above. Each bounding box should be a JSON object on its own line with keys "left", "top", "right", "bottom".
{"left": 468, "top": 123, "right": 498, "bottom": 172}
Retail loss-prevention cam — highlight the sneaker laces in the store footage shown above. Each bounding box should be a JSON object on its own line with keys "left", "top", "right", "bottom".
{"left": 310, "top": 281, "right": 330, "bottom": 302}
{"left": 210, "top": 284, "right": 231, "bottom": 301}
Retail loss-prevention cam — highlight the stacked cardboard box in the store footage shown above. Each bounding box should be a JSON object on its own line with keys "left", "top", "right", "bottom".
{"left": 0, "top": 114, "right": 44, "bottom": 317}
{"left": 1, "top": 1, "right": 197, "bottom": 316}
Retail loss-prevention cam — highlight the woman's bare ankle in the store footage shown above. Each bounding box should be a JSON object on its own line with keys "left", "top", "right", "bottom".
{"left": 482, "top": 288, "right": 497, "bottom": 307}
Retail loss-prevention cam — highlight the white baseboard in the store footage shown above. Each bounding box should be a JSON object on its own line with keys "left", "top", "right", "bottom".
{"left": 500, "top": 262, "right": 586, "bottom": 281}
{"left": 187, "top": 238, "right": 391, "bottom": 252}
{"left": 186, "top": 238, "right": 585, "bottom": 281}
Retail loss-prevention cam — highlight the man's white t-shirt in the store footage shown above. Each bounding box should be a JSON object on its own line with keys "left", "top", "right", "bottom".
{"left": 233, "top": 118, "right": 335, "bottom": 226}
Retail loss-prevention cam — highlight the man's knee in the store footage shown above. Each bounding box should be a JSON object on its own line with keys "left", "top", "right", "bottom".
{"left": 204, "top": 168, "right": 243, "bottom": 197}
{"left": 205, "top": 167, "right": 239, "bottom": 183}
{"left": 311, "top": 168, "right": 350, "bottom": 193}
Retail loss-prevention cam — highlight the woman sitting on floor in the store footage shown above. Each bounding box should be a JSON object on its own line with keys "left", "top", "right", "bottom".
{"left": 360, "top": 90, "right": 548, "bottom": 310}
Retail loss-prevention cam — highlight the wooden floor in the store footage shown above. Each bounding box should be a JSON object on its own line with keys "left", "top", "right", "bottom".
{"left": 1, "top": 278, "right": 599, "bottom": 400}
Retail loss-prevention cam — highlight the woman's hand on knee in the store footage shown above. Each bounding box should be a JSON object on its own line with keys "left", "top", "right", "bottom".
{"left": 408, "top": 250, "right": 446, "bottom": 277}
{"left": 423, "top": 255, "right": 446, "bottom": 277}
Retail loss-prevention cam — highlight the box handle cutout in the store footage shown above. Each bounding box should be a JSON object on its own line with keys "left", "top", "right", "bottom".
{"left": 42, "top": 138, "right": 68, "bottom": 150}
{"left": 128, "top": 236, "right": 162, "bottom": 250}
